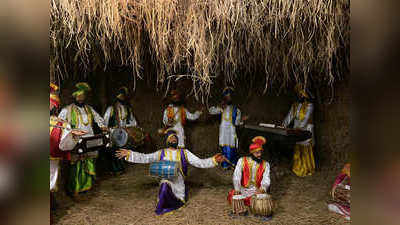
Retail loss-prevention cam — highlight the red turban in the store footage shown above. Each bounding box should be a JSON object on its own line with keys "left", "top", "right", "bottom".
{"left": 249, "top": 136, "right": 267, "bottom": 154}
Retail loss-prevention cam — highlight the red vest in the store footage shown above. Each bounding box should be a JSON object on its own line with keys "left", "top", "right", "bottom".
{"left": 241, "top": 157, "right": 266, "bottom": 188}
{"left": 50, "top": 121, "right": 71, "bottom": 160}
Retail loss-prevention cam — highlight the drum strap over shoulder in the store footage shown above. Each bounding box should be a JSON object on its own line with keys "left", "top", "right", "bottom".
{"left": 180, "top": 149, "right": 188, "bottom": 176}
{"left": 160, "top": 149, "right": 166, "bottom": 161}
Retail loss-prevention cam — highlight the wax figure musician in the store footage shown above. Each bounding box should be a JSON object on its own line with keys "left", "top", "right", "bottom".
{"left": 116, "top": 129, "right": 226, "bottom": 215}
{"left": 162, "top": 90, "right": 203, "bottom": 148}
{"left": 104, "top": 86, "right": 138, "bottom": 128}
{"left": 58, "top": 82, "right": 107, "bottom": 195}
{"left": 103, "top": 86, "right": 138, "bottom": 174}
{"left": 208, "top": 87, "right": 248, "bottom": 169}
{"left": 282, "top": 84, "right": 315, "bottom": 177}
{"left": 227, "top": 136, "right": 271, "bottom": 218}
{"left": 328, "top": 163, "right": 351, "bottom": 220}
{"left": 50, "top": 83, "right": 86, "bottom": 208}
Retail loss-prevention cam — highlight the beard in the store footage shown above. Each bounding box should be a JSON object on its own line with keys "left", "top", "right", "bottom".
{"left": 250, "top": 154, "right": 263, "bottom": 164}
{"left": 117, "top": 98, "right": 129, "bottom": 106}
{"left": 167, "top": 142, "right": 178, "bottom": 149}
{"left": 297, "top": 96, "right": 306, "bottom": 102}
{"left": 74, "top": 100, "right": 86, "bottom": 107}
{"left": 225, "top": 100, "right": 232, "bottom": 105}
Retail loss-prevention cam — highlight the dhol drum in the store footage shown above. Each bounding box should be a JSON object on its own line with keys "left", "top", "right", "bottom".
{"left": 149, "top": 161, "right": 180, "bottom": 179}
{"left": 250, "top": 194, "right": 273, "bottom": 217}
{"left": 111, "top": 127, "right": 146, "bottom": 148}
{"left": 334, "top": 184, "right": 351, "bottom": 207}
{"left": 231, "top": 195, "right": 248, "bottom": 214}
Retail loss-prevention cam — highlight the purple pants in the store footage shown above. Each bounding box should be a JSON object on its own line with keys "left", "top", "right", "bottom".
{"left": 155, "top": 182, "right": 185, "bottom": 215}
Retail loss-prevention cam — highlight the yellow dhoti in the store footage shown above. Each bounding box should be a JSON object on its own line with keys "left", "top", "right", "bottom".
{"left": 292, "top": 143, "right": 315, "bottom": 177}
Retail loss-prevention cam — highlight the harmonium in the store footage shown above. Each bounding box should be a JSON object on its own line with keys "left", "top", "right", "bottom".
{"left": 238, "top": 123, "right": 312, "bottom": 158}
{"left": 240, "top": 123, "right": 311, "bottom": 143}
{"left": 73, "top": 133, "right": 111, "bottom": 154}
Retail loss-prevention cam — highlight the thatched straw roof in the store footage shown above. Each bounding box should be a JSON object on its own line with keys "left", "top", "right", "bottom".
{"left": 50, "top": 0, "right": 349, "bottom": 100}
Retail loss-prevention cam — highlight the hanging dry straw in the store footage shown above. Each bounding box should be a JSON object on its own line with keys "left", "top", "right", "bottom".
{"left": 50, "top": 0, "right": 349, "bottom": 100}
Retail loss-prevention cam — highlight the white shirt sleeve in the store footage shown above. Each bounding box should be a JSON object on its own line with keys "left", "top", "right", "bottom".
{"left": 233, "top": 158, "right": 243, "bottom": 191}
{"left": 59, "top": 124, "right": 77, "bottom": 151}
{"left": 208, "top": 106, "right": 223, "bottom": 115}
{"left": 58, "top": 107, "right": 69, "bottom": 121}
{"left": 260, "top": 162, "right": 271, "bottom": 192}
{"left": 283, "top": 104, "right": 294, "bottom": 128}
{"left": 185, "top": 109, "right": 202, "bottom": 121}
{"left": 185, "top": 150, "right": 217, "bottom": 168}
{"left": 89, "top": 106, "right": 106, "bottom": 128}
{"left": 298, "top": 103, "right": 313, "bottom": 128}
{"left": 125, "top": 150, "right": 161, "bottom": 164}
{"left": 103, "top": 106, "right": 112, "bottom": 127}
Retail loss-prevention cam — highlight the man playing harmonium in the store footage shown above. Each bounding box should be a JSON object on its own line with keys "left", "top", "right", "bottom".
{"left": 282, "top": 84, "right": 315, "bottom": 177}
{"left": 103, "top": 86, "right": 138, "bottom": 174}
{"left": 208, "top": 87, "right": 247, "bottom": 169}
{"left": 162, "top": 89, "right": 203, "bottom": 148}
{"left": 227, "top": 136, "right": 272, "bottom": 220}
{"left": 58, "top": 82, "right": 107, "bottom": 196}
{"left": 116, "top": 128, "right": 226, "bottom": 215}
{"left": 50, "top": 83, "right": 86, "bottom": 208}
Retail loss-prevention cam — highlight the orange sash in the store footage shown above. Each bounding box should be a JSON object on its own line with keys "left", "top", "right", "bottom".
{"left": 167, "top": 106, "right": 186, "bottom": 126}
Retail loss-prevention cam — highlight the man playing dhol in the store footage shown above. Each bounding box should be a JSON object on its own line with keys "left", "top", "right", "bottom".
{"left": 116, "top": 129, "right": 226, "bottom": 215}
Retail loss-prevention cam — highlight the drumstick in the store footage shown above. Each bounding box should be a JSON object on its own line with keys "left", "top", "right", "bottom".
{"left": 222, "top": 156, "right": 236, "bottom": 168}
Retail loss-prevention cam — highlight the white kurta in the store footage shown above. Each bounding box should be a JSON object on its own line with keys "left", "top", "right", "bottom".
{"left": 103, "top": 103, "right": 138, "bottom": 128}
{"left": 232, "top": 157, "right": 270, "bottom": 198}
{"left": 125, "top": 148, "right": 217, "bottom": 201}
{"left": 59, "top": 103, "right": 105, "bottom": 158}
{"left": 162, "top": 104, "right": 202, "bottom": 148}
{"left": 50, "top": 117, "right": 78, "bottom": 191}
{"left": 283, "top": 102, "right": 314, "bottom": 145}
{"left": 209, "top": 105, "right": 242, "bottom": 148}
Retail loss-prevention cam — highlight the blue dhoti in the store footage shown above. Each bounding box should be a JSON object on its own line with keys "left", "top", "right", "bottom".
{"left": 221, "top": 146, "right": 237, "bottom": 169}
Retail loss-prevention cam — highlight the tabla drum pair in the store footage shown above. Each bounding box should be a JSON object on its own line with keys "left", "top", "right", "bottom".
{"left": 149, "top": 161, "right": 181, "bottom": 179}
{"left": 250, "top": 193, "right": 273, "bottom": 217}
{"left": 110, "top": 127, "right": 145, "bottom": 148}
{"left": 231, "top": 194, "right": 273, "bottom": 216}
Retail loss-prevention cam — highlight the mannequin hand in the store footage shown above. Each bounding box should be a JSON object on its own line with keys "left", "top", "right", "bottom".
{"left": 116, "top": 149, "right": 130, "bottom": 159}
{"left": 214, "top": 153, "right": 226, "bottom": 163}
{"left": 71, "top": 129, "right": 88, "bottom": 136}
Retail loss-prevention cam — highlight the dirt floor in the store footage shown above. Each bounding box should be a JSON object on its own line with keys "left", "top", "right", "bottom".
{"left": 52, "top": 161, "right": 349, "bottom": 225}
